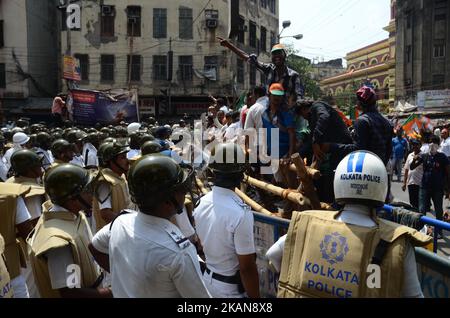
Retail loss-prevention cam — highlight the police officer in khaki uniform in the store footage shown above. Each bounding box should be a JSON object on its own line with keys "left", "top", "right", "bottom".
{"left": 28, "top": 164, "right": 112, "bottom": 298}
{"left": 93, "top": 142, "right": 131, "bottom": 232}
{"left": 90, "top": 155, "right": 210, "bottom": 298}
{"left": 0, "top": 233, "right": 14, "bottom": 298}
{"left": 193, "top": 143, "right": 260, "bottom": 298}
{"left": 0, "top": 182, "right": 34, "bottom": 298}
{"left": 6, "top": 149, "right": 46, "bottom": 298}
{"left": 267, "top": 151, "right": 432, "bottom": 298}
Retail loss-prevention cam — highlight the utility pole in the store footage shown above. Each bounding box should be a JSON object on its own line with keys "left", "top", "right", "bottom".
{"left": 168, "top": 37, "right": 173, "bottom": 116}
{"left": 128, "top": 22, "right": 135, "bottom": 89}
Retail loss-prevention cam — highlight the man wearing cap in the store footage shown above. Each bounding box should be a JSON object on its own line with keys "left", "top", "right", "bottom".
{"left": 218, "top": 37, "right": 304, "bottom": 100}
{"left": 4, "top": 132, "right": 32, "bottom": 171}
{"left": 261, "top": 84, "right": 296, "bottom": 167}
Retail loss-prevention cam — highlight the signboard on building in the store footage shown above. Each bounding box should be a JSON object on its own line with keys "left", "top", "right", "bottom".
{"left": 63, "top": 55, "right": 81, "bottom": 81}
{"left": 417, "top": 90, "right": 450, "bottom": 111}
{"left": 68, "top": 89, "right": 139, "bottom": 126}
{"left": 140, "top": 98, "right": 156, "bottom": 116}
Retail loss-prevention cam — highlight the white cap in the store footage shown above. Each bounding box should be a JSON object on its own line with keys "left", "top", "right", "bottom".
{"left": 13, "top": 132, "right": 30, "bottom": 145}
{"left": 127, "top": 122, "right": 141, "bottom": 135}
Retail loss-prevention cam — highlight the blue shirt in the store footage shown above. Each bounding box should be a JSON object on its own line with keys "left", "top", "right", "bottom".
{"left": 261, "top": 107, "right": 294, "bottom": 159}
{"left": 392, "top": 137, "right": 408, "bottom": 159}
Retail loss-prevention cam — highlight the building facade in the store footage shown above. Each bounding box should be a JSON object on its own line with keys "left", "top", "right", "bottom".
{"left": 0, "top": 0, "right": 59, "bottom": 121}
{"left": 61, "top": 0, "right": 279, "bottom": 117}
{"left": 320, "top": 0, "right": 397, "bottom": 108}
{"left": 310, "top": 59, "right": 345, "bottom": 82}
{"left": 395, "top": 0, "right": 450, "bottom": 103}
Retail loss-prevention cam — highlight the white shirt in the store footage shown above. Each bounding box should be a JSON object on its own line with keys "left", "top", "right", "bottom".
{"left": 405, "top": 152, "right": 423, "bottom": 186}
{"left": 243, "top": 96, "right": 269, "bottom": 131}
{"left": 24, "top": 196, "right": 43, "bottom": 220}
{"left": 193, "top": 187, "right": 256, "bottom": 277}
{"left": 0, "top": 155, "right": 8, "bottom": 181}
{"left": 35, "top": 147, "right": 53, "bottom": 170}
{"left": 4, "top": 145, "right": 22, "bottom": 170}
{"left": 174, "top": 207, "right": 196, "bottom": 238}
{"left": 224, "top": 121, "right": 242, "bottom": 143}
{"left": 92, "top": 212, "right": 210, "bottom": 298}
{"left": 220, "top": 105, "right": 230, "bottom": 114}
{"left": 439, "top": 137, "right": 450, "bottom": 157}
{"left": 265, "top": 205, "right": 424, "bottom": 298}
{"left": 82, "top": 143, "right": 98, "bottom": 168}
{"left": 16, "top": 196, "right": 32, "bottom": 225}
{"left": 421, "top": 144, "right": 430, "bottom": 154}
{"left": 127, "top": 149, "right": 140, "bottom": 160}
{"left": 70, "top": 155, "right": 84, "bottom": 167}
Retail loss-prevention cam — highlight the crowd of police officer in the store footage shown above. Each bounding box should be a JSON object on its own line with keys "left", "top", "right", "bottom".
{"left": 0, "top": 111, "right": 433, "bottom": 298}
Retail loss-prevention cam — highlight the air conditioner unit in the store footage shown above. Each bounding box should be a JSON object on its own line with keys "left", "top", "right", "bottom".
{"left": 128, "top": 17, "right": 137, "bottom": 24}
{"left": 206, "top": 19, "right": 218, "bottom": 29}
{"left": 102, "top": 5, "right": 114, "bottom": 16}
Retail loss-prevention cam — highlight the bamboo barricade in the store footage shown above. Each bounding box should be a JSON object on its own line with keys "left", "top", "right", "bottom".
{"left": 243, "top": 175, "right": 311, "bottom": 209}
{"left": 288, "top": 164, "right": 321, "bottom": 180}
{"left": 291, "top": 153, "right": 322, "bottom": 210}
{"left": 235, "top": 188, "right": 275, "bottom": 217}
{"left": 195, "top": 177, "right": 209, "bottom": 195}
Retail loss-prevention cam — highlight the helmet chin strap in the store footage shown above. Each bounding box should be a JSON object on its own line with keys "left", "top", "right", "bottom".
{"left": 170, "top": 197, "right": 184, "bottom": 215}
{"left": 76, "top": 194, "right": 92, "bottom": 216}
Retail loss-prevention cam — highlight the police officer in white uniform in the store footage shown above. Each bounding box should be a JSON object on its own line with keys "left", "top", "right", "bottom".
{"left": 266, "top": 151, "right": 431, "bottom": 298}
{"left": 90, "top": 155, "right": 210, "bottom": 298}
{"left": 193, "top": 143, "right": 260, "bottom": 298}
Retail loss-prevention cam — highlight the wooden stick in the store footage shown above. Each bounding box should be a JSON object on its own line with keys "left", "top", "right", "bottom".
{"left": 243, "top": 175, "right": 311, "bottom": 209}
{"left": 288, "top": 164, "right": 321, "bottom": 180}
{"left": 195, "top": 177, "right": 209, "bottom": 195}
{"left": 235, "top": 188, "right": 275, "bottom": 216}
{"left": 291, "top": 153, "right": 322, "bottom": 210}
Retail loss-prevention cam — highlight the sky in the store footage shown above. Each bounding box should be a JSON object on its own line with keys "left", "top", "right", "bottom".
{"left": 279, "top": 0, "right": 391, "bottom": 65}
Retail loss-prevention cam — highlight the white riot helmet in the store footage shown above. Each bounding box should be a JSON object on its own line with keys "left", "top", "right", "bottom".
{"left": 334, "top": 151, "right": 388, "bottom": 207}
{"left": 127, "top": 122, "right": 141, "bottom": 135}
{"left": 13, "top": 132, "right": 30, "bottom": 145}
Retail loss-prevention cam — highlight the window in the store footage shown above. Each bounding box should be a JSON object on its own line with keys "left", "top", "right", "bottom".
{"left": 101, "top": 5, "right": 115, "bottom": 37}
{"left": 0, "top": 63, "right": 5, "bottom": 88}
{"left": 370, "top": 58, "right": 378, "bottom": 66}
{"left": 204, "top": 56, "right": 218, "bottom": 80}
{"left": 358, "top": 62, "right": 367, "bottom": 69}
{"left": 0, "top": 20, "right": 3, "bottom": 48}
{"left": 179, "top": 7, "right": 193, "bottom": 39}
{"left": 406, "top": 45, "right": 412, "bottom": 63}
{"left": 268, "top": 0, "right": 276, "bottom": 14}
{"left": 435, "top": 14, "right": 447, "bottom": 21}
{"left": 249, "top": 21, "right": 257, "bottom": 48}
{"left": 250, "top": 64, "right": 256, "bottom": 86}
{"left": 127, "top": 55, "right": 141, "bottom": 82}
{"left": 406, "top": 12, "right": 412, "bottom": 29}
{"left": 260, "top": 27, "right": 267, "bottom": 52}
{"left": 433, "top": 74, "right": 445, "bottom": 87}
{"left": 179, "top": 56, "right": 193, "bottom": 81}
{"left": 154, "top": 9, "right": 167, "bottom": 39}
{"left": 237, "top": 59, "right": 245, "bottom": 84}
{"left": 101, "top": 55, "right": 115, "bottom": 82}
{"left": 153, "top": 55, "right": 167, "bottom": 80}
{"left": 237, "top": 16, "right": 245, "bottom": 44}
{"left": 127, "top": 6, "right": 141, "bottom": 37}
{"left": 260, "top": 0, "right": 267, "bottom": 9}
{"left": 434, "top": 44, "right": 446, "bottom": 58}
{"left": 270, "top": 31, "right": 277, "bottom": 48}
{"left": 74, "top": 54, "right": 89, "bottom": 81}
